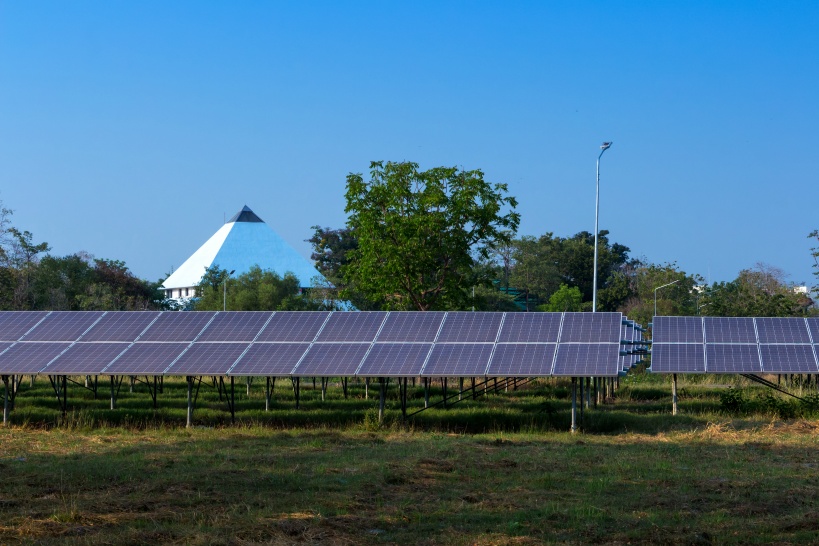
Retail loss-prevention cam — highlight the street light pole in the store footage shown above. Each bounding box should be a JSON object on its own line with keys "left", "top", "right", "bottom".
{"left": 654, "top": 279, "right": 680, "bottom": 318}
{"left": 223, "top": 269, "right": 236, "bottom": 311}
{"left": 592, "top": 142, "right": 612, "bottom": 312}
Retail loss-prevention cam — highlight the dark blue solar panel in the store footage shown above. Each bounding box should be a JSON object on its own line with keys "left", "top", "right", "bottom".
{"left": 808, "top": 318, "right": 819, "bottom": 343}
{"left": 705, "top": 344, "right": 761, "bottom": 373}
{"left": 166, "top": 343, "right": 249, "bottom": 376}
{"left": 357, "top": 343, "right": 432, "bottom": 376}
{"left": 486, "top": 344, "right": 556, "bottom": 377}
{"left": 552, "top": 344, "right": 621, "bottom": 376}
{"left": 228, "top": 343, "right": 310, "bottom": 376}
{"left": 755, "top": 318, "right": 811, "bottom": 344}
{"left": 375, "top": 312, "right": 445, "bottom": 342}
{"left": 0, "top": 342, "right": 11, "bottom": 355}
{"left": 497, "top": 313, "right": 561, "bottom": 343}
{"left": 138, "top": 312, "right": 216, "bottom": 342}
{"left": 315, "top": 312, "right": 387, "bottom": 342}
{"left": 558, "top": 313, "right": 621, "bottom": 343}
{"left": 102, "top": 343, "right": 189, "bottom": 375}
{"left": 255, "top": 312, "right": 330, "bottom": 342}
{"left": 195, "top": 312, "right": 273, "bottom": 342}
{"left": 0, "top": 342, "right": 72, "bottom": 374}
{"left": 760, "top": 344, "right": 818, "bottom": 373}
{"left": 81, "top": 312, "right": 161, "bottom": 342}
{"left": 436, "top": 313, "right": 503, "bottom": 343}
{"left": 293, "top": 343, "right": 370, "bottom": 376}
{"left": 704, "top": 317, "right": 756, "bottom": 344}
{"left": 421, "top": 344, "right": 494, "bottom": 377}
{"left": 22, "top": 311, "right": 105, "bottom": 342}
{"left": 42, "top": 343, "right": 130, "bottom": 375}
{"left": 652, "top": 316, "right": 703, "bottom": 343}
{"left": 0, "top": 311, "right": 49, "bottom": 341}
{"left": 649, "top": 344, "right": 705, "bottom": 373}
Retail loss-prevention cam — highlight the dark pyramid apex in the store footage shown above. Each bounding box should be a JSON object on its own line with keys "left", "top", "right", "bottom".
{"left": 228, "top": 205, "right": 264, "bottom": 223}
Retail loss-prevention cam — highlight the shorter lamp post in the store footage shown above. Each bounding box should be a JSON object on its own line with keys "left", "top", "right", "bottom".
{"left": 223, "top": 270, "right": 236, "bottom": 311}
{"left": 653, "top": 279, "right": 680, "bottom": 318}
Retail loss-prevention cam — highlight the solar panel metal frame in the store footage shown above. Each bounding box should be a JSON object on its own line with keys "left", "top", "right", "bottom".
{"left": 40, "top": 342, "right": 132, "bottom": 375}
{"left": 0, "top": 342, "right": 73, "bottom": 374}
{"left": 136, "top": 311, "right": 217, "bottom": 342}
{"left": 551, "top": 343, "right": 622, "bottom": 377}
{"left": 20, "top": 311, "right": 106, "bottom": 342}
{"left": 292, "top": 343, "right": 371, "bottom": 376}
{"left": 420, "top": 343, "right": 495, "bottom": 377}
{"left": 704, "top": 344, "right": 762, "bottom": 374}
{"left": 0, "top": 311, "right": 51, "bottom": 342}
{"left": 496, "top": 312, "right": 562, "bottom": 343}
{"left": 755, "top": 317, "right": 812, "bottom": 344}
{"left": 374, "top": 312, "right": 446, "bottom": 342}
{"left": 759, "top": 344, "right": 819, "bottom": 374}
{"left": 101, "top": 343, "right": 190, "bottom": 376}
{"left": 356, "top": 343, "right": 433, "bottom": 377}
{"left": 649, "top": 343, "right": 706, "bottom": 373}
{"left": 314, "top": 311, "right": 388, "bottom": 342}
{"left": 651, "top": 316, "right": 704, "bottom": 344}
{"left": 166, "top": 342, "right": 251, "bottom": 376}
{"left": 227, "top": 343, "right": 312, "bottom": 376}
{"left": 194, "top": 311, "right": 274, "bottom": 342}
{"left": 434, "top": 312, "right": 504, "bottom": 343}
{"left": 80, "top": 311, "right": 162, "bottom": 342}
{"left": 485, "top": 343, "right": 557, "bottom": 377}
{"left": 254, "top": 311, "right": 331, "bottom": 342}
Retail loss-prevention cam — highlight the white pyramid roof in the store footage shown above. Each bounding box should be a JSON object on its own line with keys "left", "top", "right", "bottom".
{"left": 162, "top": 206, "right": 324, "bottom": 290}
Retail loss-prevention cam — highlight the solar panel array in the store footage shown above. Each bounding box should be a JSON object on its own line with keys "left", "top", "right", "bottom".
{"left": 0, "top": 311, "right": 627, "bottom": 378}
{"left": 650, "top": 316, "right": 819, "bottom": 374}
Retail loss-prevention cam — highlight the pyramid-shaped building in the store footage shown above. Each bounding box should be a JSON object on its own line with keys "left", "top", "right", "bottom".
{"left": 161, "top": 206, "right": 324, "bottom": 300}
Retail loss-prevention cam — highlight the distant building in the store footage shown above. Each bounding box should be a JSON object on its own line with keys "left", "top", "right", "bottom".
{"left": 161, "top": 205, "right": 325, "bottom": 301}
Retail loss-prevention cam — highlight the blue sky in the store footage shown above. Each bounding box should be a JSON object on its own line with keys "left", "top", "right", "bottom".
{"left": 1, "top": 1, "right": 817, "bottom": 288}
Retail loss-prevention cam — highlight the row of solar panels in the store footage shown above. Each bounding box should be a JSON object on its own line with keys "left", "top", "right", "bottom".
{"left": 0, "top": 311, "right": 634, "bottom": 378}
{"left": 650, "top": 316, "right": 819, "bottom": 373}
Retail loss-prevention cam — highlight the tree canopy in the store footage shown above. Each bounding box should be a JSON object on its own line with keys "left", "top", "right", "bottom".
{"left": 192, "top": 265, "right": 325, "bottom": 311}
{"left": 343, "top": 161, "right": 519, "bottom": 311}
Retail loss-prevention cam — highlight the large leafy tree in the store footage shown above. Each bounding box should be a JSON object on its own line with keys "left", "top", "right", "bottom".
{"left": 193, "top": 265, "right": 323, "bottom": 311}
{"left": 344, "top": 161, "right": 519, "bottom": 311}
{"left": 700, "top": 263, "right": 811, "bottom": 317}
{"left": 617, "top": 261, "right": 702, "bottom": 326}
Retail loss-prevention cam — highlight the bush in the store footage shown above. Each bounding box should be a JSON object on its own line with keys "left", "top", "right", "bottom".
{"left": 719, "top": 389, "right": 745, "bottom": 414}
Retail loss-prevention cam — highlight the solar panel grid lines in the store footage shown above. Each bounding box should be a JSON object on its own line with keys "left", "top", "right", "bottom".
{"left": 0, "top": 311, "right": 51, "bottom": 342}
{"left": 39, "top": 342, "right": 132, "bottom": 375}
{"left": 435, "top": 312, "right": 503, "bottom": 343}
{"left": 21, "top": 311, "right": 107, "bottom": 342}
{"left": 547, "top": 312, "right": 567, "bottom": 375}
{"left": 166, "top": 342, "right": 250, "bottom": 376}
{"left": 374, "top": 312, "right": 445, "bottom": 342}
{"left": 137, "top": 312, "right": 218, "bottom": 342}
{"left": 255, "top": 311, "right": 331, "bottom": 342}
{"left": 102, "top": 343, "right": 190, "bottom": 376}
{"left": 649, "top": 343, "right": 706, "bottom": 373}
{"left": 485, "top": 343, "right": 557, "bottom": 377}
{"left": 704, "top": 317, "right": 756, "bottom": 344}
{"left": 551, "top": 343, "right": 621, "bottom": 377}
{"left": 807, "top": 318, "right": 819, "bottom": 344}
{"left": 482, "top": 313, "right": 509, "bottom": 376}
{"left": 558, "top": 312, "right": 621, "bottom": 343}
{"left": 651, "top": 316, "right": 704, "bottom": 343}
{"left": 227, "top": 343, "right": 311, "bottom": 376}
{"left": 0, "top": 342, "right": 12, "bottom": 358}
{"left": 496, "top": 312, "right": 561, "bottom": 343}
{"left": 292, "top": 343, "right": 371, "bottom": 377}
{"left": 316, "top": 311, "right": 388, "bottom": 342}
{"left": 754, "top": 317, "right": 812, "bottom": 344}
{"left": 350, "top": 313, "right": 394, "bottom": 375}
{"left": 0, "top": 342, "right": 73, "bottom": 374}
{"left": 705, "top": 344, "right": 763, "bottom": 373}
{"left": 421, "top": 343, "right": 495, "bottom": 377}
{"left": 356, "top": 343, "right": 433, "bottom": 377}
{"left": 81, "top": 311, "right": 163, "bottom": 342}
{"left": 195, "top": 311, "right": 274, "bottom": 342}
{"left": 759, "top": 344, "right": 819, "bottom": 373}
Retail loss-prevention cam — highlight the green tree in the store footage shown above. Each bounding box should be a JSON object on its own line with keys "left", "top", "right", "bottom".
{"left": 193, "top": 265, "right": 321, "bottom": 311}
{"left": 701, "top": 263, "right": 810, "bottom": 317}
{"left": 539, "top": 284, "right": 584, "bottom": 312}
{"left": 344, "top": 161, "right": 519, "bottom": 311}
{"left": 617, "top": 262, "right": 702, "bottom": 326}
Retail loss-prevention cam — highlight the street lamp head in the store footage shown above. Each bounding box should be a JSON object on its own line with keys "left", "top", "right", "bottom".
{"left": 600, "top": 142, "right": 612, "bottom": 151}
{"left": 229, "top": 270, "right": 236, "bottom": 275}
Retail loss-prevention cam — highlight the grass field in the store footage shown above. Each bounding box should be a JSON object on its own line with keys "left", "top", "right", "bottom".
{"left": 2, "top": 372, "right": 819, "bottom": 544}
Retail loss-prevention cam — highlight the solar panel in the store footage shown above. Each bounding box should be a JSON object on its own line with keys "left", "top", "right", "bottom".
{"left": 315, "top": 312, "right": 387, "bottom": 342}
{"left": 0, "top": 342, "right": 72, "bottom": 374}
{"left": 195, "top": 312, "right": 273, "bottom": 342}
{"left": 138, "top": 312, "right": 216, "bottom": 342}
{"left": 21, "top": 311, "right": 105, "bottom": 342}
{"left": 227, "top": 343, "right": 310, "bottom": 376}
{"left": 356, "top": 343, "right": 432, "bottom": 376}
{"left": 81, "top": 312, "right": 161, "bottom": 342}
{"left": 755, "top": 318, "right": 811, "bottom": 344}
{"left": 255, "top": 311, "right": 330, "bottom": 342}
{"left": 704, "top": 317, "right": 756, "bottom": 344}
{"left": 705, "top": 344, "right": 761, "bottom": 373}
{"left": 41, "top": 343, "right": 130, "bottom": 375}
{"left": 808, "top": 318, "right": 819, "bottom": 344}
{"left": 649, "top": 343, "right": 705, "bottom": 373}
{"left": 375, "top": 312, "right": 445, "bottom": 342}
{"left": 760, "top": 344, "right": 819, "bottom": 373}
{"left": 421, "top": 344, "right": 494, "bottom": 377}
{"left": 293, "top": 343, "right": 370, "bottom": 376}
{"left": 496, "top": 313, "right": 561, "bottom": 343}
{"left": 651, "top": 316, "right": 703, "bottom": 343}
{"left": 558, "top": 313, "right": 621, "bottom": 343}
{"left": 166, "top": 343, "right": 249, "bottom": 376}
{"left": 102, "top": 343, "right": 189, "bottom": 376}
{"left": 486, "top": 343, "right": 556, "bottom": 377}
{"left": 552, "top": 344, "right": 621, "bottom": 376}
{"left": 0, "top": 342, "right": 11, "bottom": 355}
{"left": 435, "top": 313, "right": 503, "bottom": 343}
{"left": 0, "top": 311, "right": 49, "bottom": 341}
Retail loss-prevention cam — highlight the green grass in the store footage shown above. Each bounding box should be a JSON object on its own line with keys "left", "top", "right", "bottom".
{"left": 2, "top": 372, "right": 819, "bottom": 543}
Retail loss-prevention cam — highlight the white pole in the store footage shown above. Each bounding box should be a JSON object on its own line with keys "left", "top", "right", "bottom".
{"left": 592, "top": 142, "right": 611, "bottom": 312}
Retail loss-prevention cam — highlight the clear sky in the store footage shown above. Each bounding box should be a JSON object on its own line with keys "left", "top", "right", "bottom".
{"left": 1, "top": 1, "right": 817, "bottom": 288}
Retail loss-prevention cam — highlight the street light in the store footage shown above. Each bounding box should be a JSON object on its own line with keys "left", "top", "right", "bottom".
{"left": 654, "top": 279, "right": 680, "bottom": 318}
{"left": 223, "top": 269, "right": 236, "bottom": 311}
{"left": 592, "top": 141, "right": 612, "bottom": 312}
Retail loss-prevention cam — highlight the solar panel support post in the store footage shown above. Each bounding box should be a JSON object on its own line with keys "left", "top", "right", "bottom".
{"left": 230, "top": 376, "right": 235, "bottom": 424}
{"left": 342, "top": 377, "right": 348, "bottom": 399}
{"left": 293, "top": 377, "right": 300, "bottom": 409}
{"left": 265, "top": 377, "right": 271, "bottom": 411}
{"left": 570, "top": 378, "right": 578, "bottom": 434}
{"left": 378, "top": 377, "right": 386, "bottom": 424}
{"left": 321, "top": 377, "right": 327, "bottom": 402}
{"left": 2, "top": 375, "right": 9, "bottom": 425}
{"left": 110, "top": 376, "right": 116, "bottom": 410}
{"left": 401, "top": 378, "right": 407, "bottom": 419}
{"left": 459, "top": 378, "right": 463, "bottom": 401}
{"left": 579, "top": 378, "right": 585, "bottom": 427}
{"left": 365, "top": 377, "right": 369, "bottom": 400}
{"left": 186, "top": 376, "right": 193, "bottom": 429}
{"left": 443, "top": 378, "right": 448, "bottom": 408}
{"left": 246, "top": 376, "right": 251, "bottom": 397}
{"left": 672, "top": 374, "right": 678, "bottom": 415}
{"left": 471, "top": 377, "right": 476, "bottom": 400}
{"left": 585, "top": 377, "right": 591, "bottom": 409}
{"left": 424, "top": 378, "right": 429, "bottom": 408}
